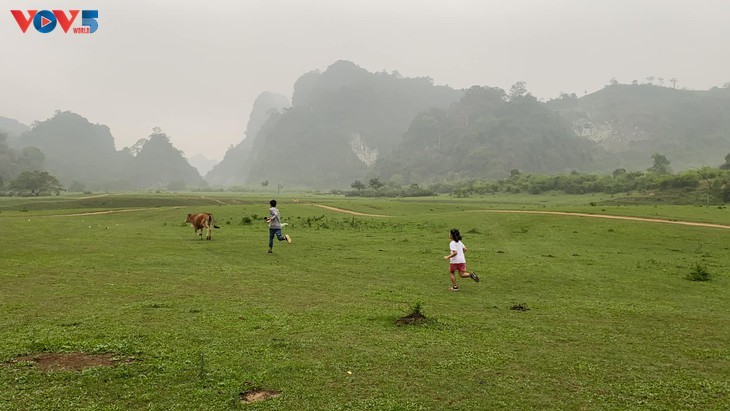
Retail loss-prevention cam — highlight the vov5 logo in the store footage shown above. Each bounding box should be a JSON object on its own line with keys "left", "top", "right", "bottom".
{"left": 11, "top": 10, "right": 99, "bottom": 34}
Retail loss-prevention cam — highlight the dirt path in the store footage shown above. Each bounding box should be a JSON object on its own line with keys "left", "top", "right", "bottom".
{"left": 474, "top": 209, "right": 730, "bottom": 229}
{"left": 309, "top": 204, "right": 390, "bottom": 217}
{"left": 49, "top": 207, "right": 178, "bottom": 217}
{"left": 78, "top": 193, "right": 111, "bottom": 200}
{"left": 309, "top": 204, "right": 730, "bottom": 230}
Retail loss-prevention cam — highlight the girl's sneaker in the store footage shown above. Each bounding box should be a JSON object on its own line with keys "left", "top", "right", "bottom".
{"left": 469, "top": 272, "right": 480, "bottom": 282}
{"left": 448, "top": 286, "right": 460, "bottom": 291}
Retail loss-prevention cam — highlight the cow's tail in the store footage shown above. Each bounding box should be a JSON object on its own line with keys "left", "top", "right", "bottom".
{"left": 209, "top": 214, "right": 220, "bottom": 229}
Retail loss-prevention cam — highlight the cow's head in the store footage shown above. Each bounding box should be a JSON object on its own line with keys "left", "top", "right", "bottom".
{"left": 185, "top": 214, "right": 194, "bottom": 223}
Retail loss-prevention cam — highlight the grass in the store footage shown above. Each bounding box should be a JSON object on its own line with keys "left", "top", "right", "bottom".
{"left": 0, "top": 193, "right": 728, "bottom": 410}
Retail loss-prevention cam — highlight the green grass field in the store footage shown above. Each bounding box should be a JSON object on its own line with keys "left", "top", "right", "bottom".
{"left": 1, "top": 193, "right": 728, "bottom": 410}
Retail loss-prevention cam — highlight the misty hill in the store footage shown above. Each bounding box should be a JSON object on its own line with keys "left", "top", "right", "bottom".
{"left": 206, "top": 91, "right": 290, "bottom": 186}
{"left": 127, "top": 130, "right": 206, "bottom": 189}
{"left": 551, "top": 84, "right": 730, "bottom": 170}
{"left": 13, "top": 112, "right": 204, "bottom": 190}
{"left": 188, "top": 154, "right": 218, "bottom": 177}
{"left": 0, "top": 133, "right": 45, "bottom": 186}
{"left": 15, "top": 111, "right": 130, "bottom": 187}
{"left": 376, "top": 86, "right": 605, "bottom": 183}
{"left": 0, "top": 116, "right": 30, "bottom": 146}
{"left": 241, "top": 60, "right": 462, "bottom": 187}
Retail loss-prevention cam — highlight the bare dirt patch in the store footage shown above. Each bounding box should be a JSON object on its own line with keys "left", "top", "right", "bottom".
{"left": 10, "top": 353, "right": 130, "bottom": 372}
{"left": 396, "top": 311, "right": 428, "bottom": 326}
{"left": 510, "top": 303, "right": 530, "bottom": 311}
{"left": 239, "top": 389, "right": 282, "bottom": 404}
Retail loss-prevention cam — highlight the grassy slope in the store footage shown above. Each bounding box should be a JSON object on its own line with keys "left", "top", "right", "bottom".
{"left": 0, "top": 194, "right": 728, "bottom": 410}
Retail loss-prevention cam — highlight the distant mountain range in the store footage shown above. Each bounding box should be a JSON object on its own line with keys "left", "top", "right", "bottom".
{"left": 188, "top": 154, "right": 218, "bottom": 177}
{"left": 2, "top": 61, "right": 729, "bottom": 190}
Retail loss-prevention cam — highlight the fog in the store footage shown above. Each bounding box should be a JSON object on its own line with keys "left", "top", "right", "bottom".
{"left": 2, "top": 0, "right": 729, "bottom": 161}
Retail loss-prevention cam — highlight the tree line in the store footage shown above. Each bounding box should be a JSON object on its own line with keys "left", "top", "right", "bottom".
{"left": 347, "top": 153, "right": 730, "bottom": 204}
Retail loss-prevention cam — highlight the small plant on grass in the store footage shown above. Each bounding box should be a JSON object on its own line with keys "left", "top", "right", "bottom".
{"left": 396, "top": 302, "right": 428, "bottom": 325}
{"left": 686, "top": 263, "right": 712, "bottom": 282}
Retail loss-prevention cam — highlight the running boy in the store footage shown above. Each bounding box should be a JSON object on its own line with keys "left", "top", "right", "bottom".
{"left": 265, "top": 199, "right": 291, "bottom": 253}
{"left": 444, "top": 228, "right": 479, "bottom": 291}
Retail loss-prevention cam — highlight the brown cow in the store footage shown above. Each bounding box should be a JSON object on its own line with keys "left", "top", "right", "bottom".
{"left": 185, "top": 213, "right": 220, "bottom": 240}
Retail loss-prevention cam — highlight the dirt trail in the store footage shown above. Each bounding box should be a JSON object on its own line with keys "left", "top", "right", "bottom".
{"left": 309, "top": 204, "right": 730, "bottom": 230}
{"left": 473, "top": 209, "right": 730, "bottom": 229}
{"left": 309, "top": 204, "right": 390, "bottom": 217}
{"left": 45, "top": 207, "right": 178, "bottom": 217}
{"left": 78, "top": 194, "right": 111, "bottom": 200}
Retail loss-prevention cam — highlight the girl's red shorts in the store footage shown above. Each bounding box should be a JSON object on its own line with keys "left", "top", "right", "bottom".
{"left": 449, "top": 263, "right": 466, "bottom": 273}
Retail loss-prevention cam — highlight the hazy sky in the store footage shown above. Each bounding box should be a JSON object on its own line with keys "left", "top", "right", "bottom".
{"left": 2, "top": 0, "right": 729, "bottom": 161}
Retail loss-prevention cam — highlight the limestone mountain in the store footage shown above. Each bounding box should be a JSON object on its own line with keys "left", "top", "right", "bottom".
{"left": 188, "top": 154, "right": 219, "bottom": 177}
{"left": 243, "top": 60, "right": 462, "bottom": 187}
{"left": 0, "top": 116, "right": 30, "bottom": 146}
{"left": 127, "top": 130, "right": 206, "bottom": 189}
{"left": 551, "top": 84, "right": 730, "bottom": 171}
{"left": 13, "top": 111, "right": 205, "bottom": 190}
{"left": 376, "top": 86, "right": 606, "bottom": 183}
{"left": 15, "top": 111, "right": 130, "bottom": 187}
{"left": 206, "top": 91, "right": 290, "bottom": 186}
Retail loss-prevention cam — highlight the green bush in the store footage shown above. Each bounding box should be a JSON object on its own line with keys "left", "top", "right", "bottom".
{"left": 686, "top": 263, "right": 712, "bottom": 282}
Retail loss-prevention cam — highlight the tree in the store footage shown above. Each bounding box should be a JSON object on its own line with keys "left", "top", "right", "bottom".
{"left": 697, "top": 170, "right": 718, "bottom": 206}
{"left": 508, "top": 81, "right": 529, "bottom": 100}
{"left": 17, "top": 147, "right": 45, "bottom": 170}
{"left": 609, "top": 77, "right": 619, "bottom": 86}
{"left": 261, "top": 180, "right": 269, "bottom": 187}
{"left": 646, "top": 76, "right": 655, "bottom": 85}
{"left": 351, "top": 180, "right": 366, "bottom": 191}
{"left": 721, "top": 153, "right": 730, "bottom": 170}
{"left": 657, "top": 77, "right": 665, "bottom": 87}
{"left": 670, "top": 77, "right": 678, "bottom": 89}
{"left": 369, "top": 178, "right": 383, "bottom": 190}
{"left": 8, "top": 170, "right": 63, "bottom": 196}
{"left": 721, "top": 180, "right": 730, "bottom": 202}
{"left": 612, "top": 168, "right": 627, "bottom": 178}
{"left": 648, "top": 153, "right": 671, "bottom": 174}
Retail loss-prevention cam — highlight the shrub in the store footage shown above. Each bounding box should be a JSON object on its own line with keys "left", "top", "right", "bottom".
{"left": 686, "top": 263, "right": 711, "bottom": 282}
